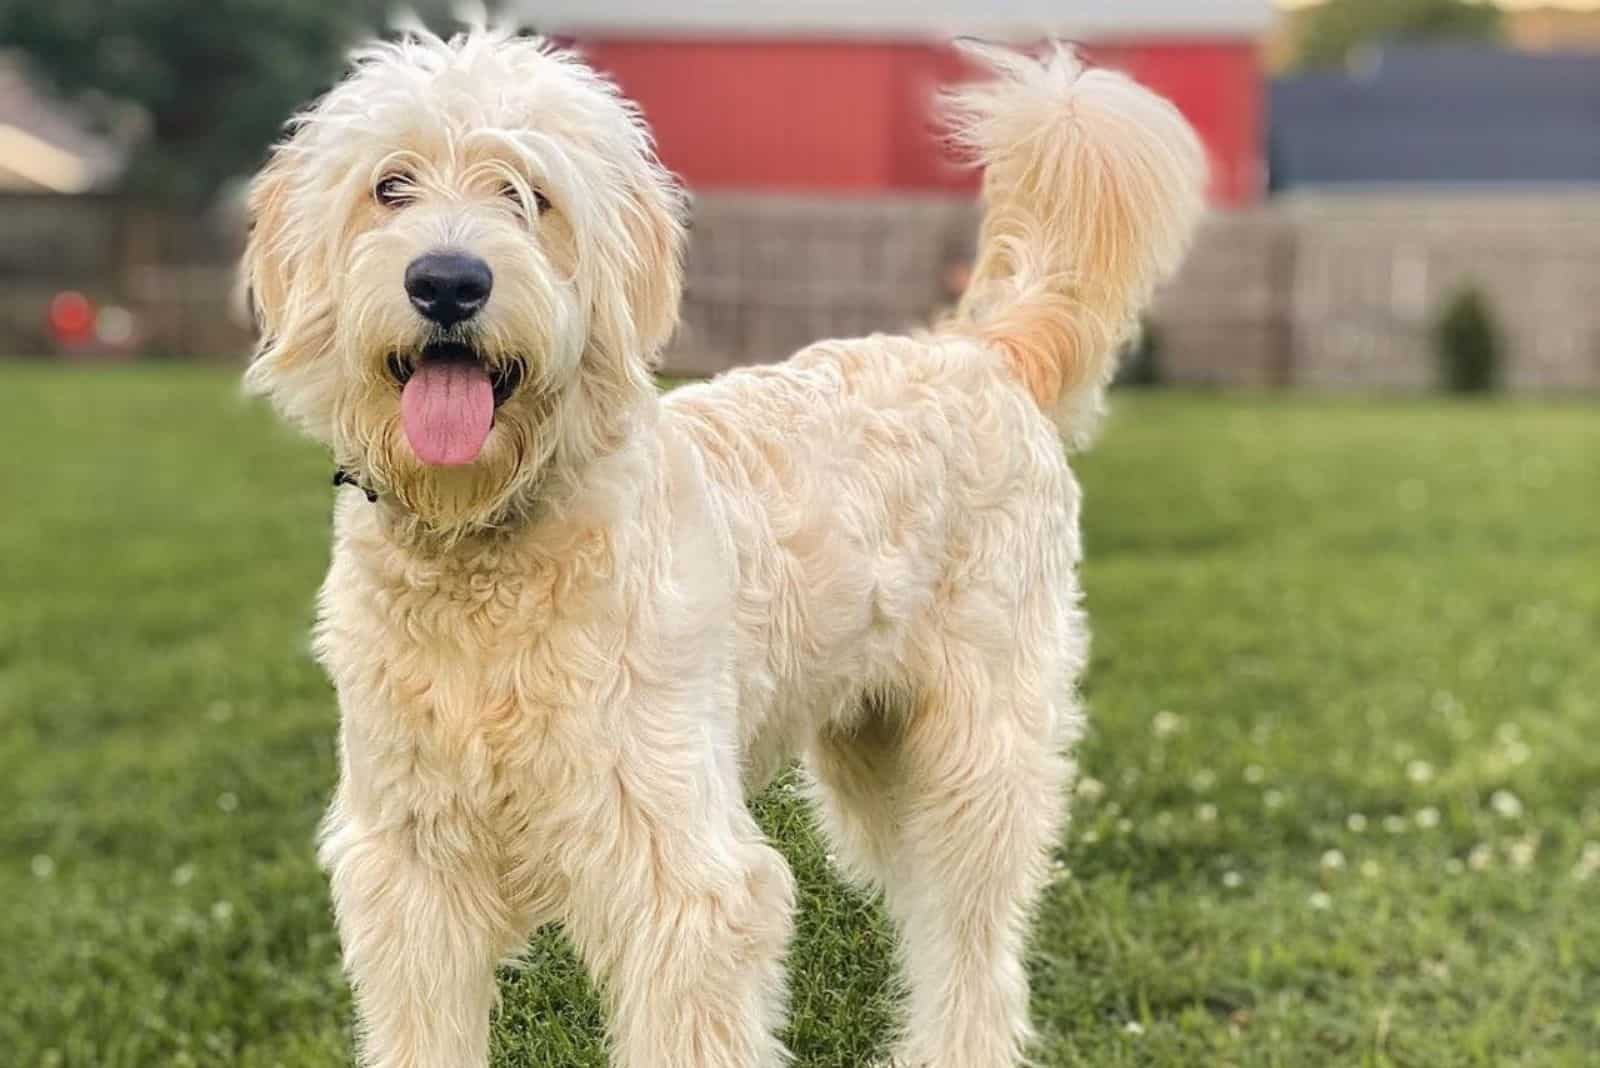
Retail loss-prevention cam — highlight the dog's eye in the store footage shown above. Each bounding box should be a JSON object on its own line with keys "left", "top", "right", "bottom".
{"left": 500, "top": 182, "right": 551, "bottom": 216}
{"left": 374, "top": 174, "right": 413, "bottom": 208}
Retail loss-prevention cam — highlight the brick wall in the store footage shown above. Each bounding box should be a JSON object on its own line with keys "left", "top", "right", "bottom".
{"left": 668, "top": 194, "right": 977, "bottom": 374}
{"left": 670, "top": 191, "right": 1600, "bottom": 392}
{"left": 1278, "top": 193, "right": 1600, "bottom": 391}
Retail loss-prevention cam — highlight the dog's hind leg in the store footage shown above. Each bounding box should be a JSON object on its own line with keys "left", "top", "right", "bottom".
{"left": 894, "top": 653, "right": 1074, "bottom": 1068}
{"left": 810, "top": 637, "right": 1078, "bottom": 1068}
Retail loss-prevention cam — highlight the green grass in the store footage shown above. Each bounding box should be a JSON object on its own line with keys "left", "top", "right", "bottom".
{"left": 3, "top": 363, "right": 1598, "bottom": 1067}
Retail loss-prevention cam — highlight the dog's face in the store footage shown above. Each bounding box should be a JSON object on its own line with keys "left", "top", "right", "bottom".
{"left": 243, "top": 31, "right": 684, "bottom": 533}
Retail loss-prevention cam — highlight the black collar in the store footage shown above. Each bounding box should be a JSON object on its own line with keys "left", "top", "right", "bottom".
{"left": 332, "top": 468, "right": 379, "bottom": 503}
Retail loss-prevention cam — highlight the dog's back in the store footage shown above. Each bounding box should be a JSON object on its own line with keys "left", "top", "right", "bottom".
{"left": 658, "top": 51, "right": 1204, "bottom": 1065}
{"left": 664, "top": 43, "right": 1206, "bottom": 754}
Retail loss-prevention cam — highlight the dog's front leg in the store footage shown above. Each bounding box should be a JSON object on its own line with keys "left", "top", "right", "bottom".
{"left": 321, "top": 814, "right": 510, "bottom": 1068}
{"left": 557, "top": 768, "right": 796, "bottom": 1068}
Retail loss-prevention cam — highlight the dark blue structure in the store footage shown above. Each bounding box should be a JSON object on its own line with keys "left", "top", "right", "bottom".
{"left": 1269, "top": 46, "right": 1600, "bottom": 190}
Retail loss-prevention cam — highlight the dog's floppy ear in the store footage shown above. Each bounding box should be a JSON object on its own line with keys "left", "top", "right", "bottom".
{"left": 239, "top": 141, "right": 340, "bottom": 437}
{"left": 241, "top": 150, "right": 297, "bottom": 343}
{"left": 620, "top": 163, "right": 687, "bottom": 361}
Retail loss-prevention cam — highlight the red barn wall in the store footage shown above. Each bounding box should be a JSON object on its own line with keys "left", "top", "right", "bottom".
{"left": 580, "top": 38, "right": 1262, "bottom": 206}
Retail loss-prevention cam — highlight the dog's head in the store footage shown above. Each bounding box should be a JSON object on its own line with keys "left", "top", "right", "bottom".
{"left": 243, "top": 28, "right": 684, "bottom": 533}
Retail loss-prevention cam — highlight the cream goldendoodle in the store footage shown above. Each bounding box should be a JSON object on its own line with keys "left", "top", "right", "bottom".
{"left": 242, "top": 24, "right": 1204, "bottom": 1068}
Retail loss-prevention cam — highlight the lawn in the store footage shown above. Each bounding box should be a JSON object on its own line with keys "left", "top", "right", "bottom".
{"left": 2, "top": 362, "right": 1597, "bottom": 1067}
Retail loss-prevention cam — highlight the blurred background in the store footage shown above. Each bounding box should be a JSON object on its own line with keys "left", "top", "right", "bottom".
{"left": 2, "top": 0, "right": 1599, "bottom": 390}
{"left": 3, "top": 3, "right": 1599, "bottom": 1067}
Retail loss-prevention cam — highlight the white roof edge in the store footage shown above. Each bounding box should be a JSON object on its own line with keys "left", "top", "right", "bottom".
{"left": 534, "top": 25, "right": 1266, "bottom": 41}
{"left": 517, "top": 3, "right": 1274, "bottom": 39}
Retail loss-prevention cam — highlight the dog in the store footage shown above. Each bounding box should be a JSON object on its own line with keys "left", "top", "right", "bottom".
{"left": 242, "top": 24, "right": 1204, "bottom": 1068}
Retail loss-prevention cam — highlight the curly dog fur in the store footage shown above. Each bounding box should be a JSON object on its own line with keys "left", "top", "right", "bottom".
{"left": 242, "top": 24, "right": 1204, "bottom": 1068}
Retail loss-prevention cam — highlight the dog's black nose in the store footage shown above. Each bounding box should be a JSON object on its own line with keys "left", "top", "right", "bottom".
{"left": 404, "top": 251, "right": 493, "bottom": 328}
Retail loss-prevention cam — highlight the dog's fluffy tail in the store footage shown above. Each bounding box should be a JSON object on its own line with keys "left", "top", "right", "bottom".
{"left": 940, "top": 41, "right": 1207, "bottom": 442}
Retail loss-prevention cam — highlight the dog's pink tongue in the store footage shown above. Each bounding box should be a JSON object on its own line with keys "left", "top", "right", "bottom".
{"left": 401, "top": 360, "right": 494, "bottom": 466}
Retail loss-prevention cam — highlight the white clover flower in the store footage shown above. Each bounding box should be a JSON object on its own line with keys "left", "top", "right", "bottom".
{"left": 1076, "top": 777, "right": 1106, "bottom": 802}
{"left": 1346, "top": 813, "right": 1368, "bottom": 833}
{"left": 1321, "top": 849, "right": 1347, "bottom": 871}
{"left": 1383, "top": 815, "right": 1408, "bottom": 834}
{"left": 1490, "top": 790, "right": 1523, "bottom": 820}
{"left": 1308, "top": 891, "right": 1333, "bottom": 910}
{"left": 1507, "top": 836, "right": 1538, "bottom": 869}
{"left": 1415, "top": 806, "right": 1441, "bottom": 830}
{"left": 1406, "top": 760, "right": 1435, "bottom": 785}
{"left": 30, "top": 855, "right": 55, "bottom": 879}
{"left": 1197, "top": 803, "right": 1218, "bottom": 824}
{"left": 1264, "top": 789, "right": 1285, "bottom": 810}
{"left": 1116, "top": 818, "right": 1134, "bottom": 835}
{"left": 1153, "top": 711, "right": 1183, "bottom": 738}
{"left": 210, "top": 900, "right": 234, "bottom": 923}
{"left": 1191, "top": 769, "right": 1217, "bottom": 792}
{"left": 1222, "top": 871, "right": 1244, "bottom": 889}
{"left": 1468, "top": 844, "right": 1495, "bottom": 871}
{"left": 1360, "top": 860, "right": 1382, "bottom": 879}
{"left": 1244, "top": 764, "right": 1265, "bottom": 785}
{"left": 1123, "top": 1021, "right": 1145, "bottom": 1036}
{"left": 217, "top": 792, "right": 239, "bottom": 813}
{"left": 172, "top": 863, "right": 197, "bottom": 887}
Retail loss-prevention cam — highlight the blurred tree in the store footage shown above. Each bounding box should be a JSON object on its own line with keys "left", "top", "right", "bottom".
{"left": 0, "top": 0, "right": 452, "bottom": 198}
{"left": 1114, "top": 319, "right": 1163, "bottom": 388}
{"left": 1434, "top": 286, "right": 1502, "bottom": 393}
{"left": 1293, "top": 0, "right": 1502, "bottom": 70}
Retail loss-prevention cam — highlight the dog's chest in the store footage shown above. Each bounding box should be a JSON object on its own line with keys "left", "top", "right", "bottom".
{"left": 319, "top": 541, "right": 602, "bottom": 837}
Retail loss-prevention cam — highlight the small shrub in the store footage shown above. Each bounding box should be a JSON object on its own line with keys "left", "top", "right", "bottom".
{"left": 1434, "top": 286, "right": 1501, "bottom": 393}
{"left": 1116, "top": 319, "right": 1163, "bottom": 388}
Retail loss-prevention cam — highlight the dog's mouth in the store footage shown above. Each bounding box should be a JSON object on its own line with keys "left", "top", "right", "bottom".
{"left": 386, "top": 342, "right": 523, "bottom": 408}
{"left": 388, "top": 342, "right": 524, "bottom": 467}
